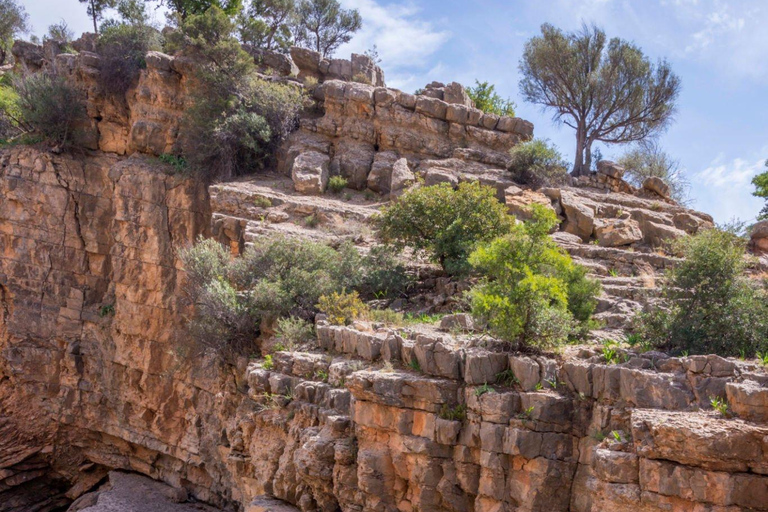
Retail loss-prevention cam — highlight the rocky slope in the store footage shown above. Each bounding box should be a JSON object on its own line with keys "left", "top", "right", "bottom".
{"left": 1, "top": 40, "right": 767, "bottom": 512}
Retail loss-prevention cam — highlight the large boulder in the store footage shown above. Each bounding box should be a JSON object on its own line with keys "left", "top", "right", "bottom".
{"left": 643, "top": 176, "right": 671, "bottom": 199}
{"left": 389, "top": 158, "right": 415, "bottom": 199}
{"left": 247, "top": 47, "right": 299, "bottom": 77}
{"left": 597, "top": 160, "right": 625, "bottom": 180}
{"left": 443, "top": 82, "right": 474, "bottom": 107}
{"left": 750, "top": 220, "right": 768, "bottom": 255}
{"left": 560, "top": 190, "right": 597, "bottom": 241}
{"left": 335, "top": 140, "right": 375, "bottom": 190}
{"left": 504, "top": 186, "right": 555, "bottom": 221}
{"left": 292, "top": 151, "right": 330, "bottom": 195}
{"left": 594, "top": 218, "right": 643, "bottom": 247}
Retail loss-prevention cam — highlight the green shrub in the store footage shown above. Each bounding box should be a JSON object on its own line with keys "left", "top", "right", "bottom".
{"left": 317, "top": 290, "right": 368, "bottom": 325}
{"left": 374, "top": 182, "right": 513, "bottom": 275}
{"left": 274, "top": 315, "right": 314, "bottom": 350}
{"left": 438, "top": 403, "right": 467, "bottom": 421}
{"left": 158, "top": 153, "right": 188, "bottom": 172}
{"left": 468, "top": 204, "right": 600, "bottom": 349}
{"left": 359, "top": 245, "right": 412, "bottom": 299}
{"left": 508, "top": 139, "right": 568, "bottom": 188}
{"left": 465, "top": 80, "right": 516, "bottom": 117}
{"left": 13, "top": 72, "right": 86, "bottom": 146}
{"left": 171, "top": 7, "right": 303, "bottom": 180}
{"left": 328, "top": 175, "right": 347, "bottom": 194}
{"left": 96, "top": 23, "right": 163, "bottom": 97}
{"left": 634, "top": 229, "right": 768, "bottom": 357}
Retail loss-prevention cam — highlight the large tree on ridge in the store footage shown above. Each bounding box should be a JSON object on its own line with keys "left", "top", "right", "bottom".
{"left": 519, "top": 23, "right": 681, "bottom": 176}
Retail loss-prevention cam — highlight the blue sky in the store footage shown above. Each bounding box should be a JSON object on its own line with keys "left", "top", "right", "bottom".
{"left": 22, "top": 0, "right": 768, "bottom": 223}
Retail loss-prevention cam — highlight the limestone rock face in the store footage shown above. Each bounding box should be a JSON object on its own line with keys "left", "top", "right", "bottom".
{"left": 596, "top": 160, "right": 625, "bottom": 180}
{"left": 505, "top": 185, "right": 555, "bottom": 220}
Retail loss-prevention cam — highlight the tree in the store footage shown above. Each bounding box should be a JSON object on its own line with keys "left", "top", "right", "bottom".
{"left": 617, "top": 139, "right": 689, "bottom": 204}
{"left": 239, "top": 0, "right": 295, "bottom": 53}
{"left": 159, "top": 0, "right": 243, "bottom": 21}
{"left": 752, "top": 160, "right": 768, "bottom": 221}
{"left": 294, "top": 0, "right": 361, "bottom": 58}
{"left": 79, "top": 0, "right": 118, "bottom": 33}
{"left": 46, "top": 20, "right": 74, "bottom": 43}
{"left": 466, "top": 80, "right": 516, "bottom": 117}
{"left": 0, "top": 0, "right": 28, "bottom": 64}
{"left": 374, "top": 182, "right": 513, "bottom": 275}
{"left": 469, "top": 204, "right": 600, "bottom": 349}
{"left": 519, "top": 24, "right": 681, "bottom": 176}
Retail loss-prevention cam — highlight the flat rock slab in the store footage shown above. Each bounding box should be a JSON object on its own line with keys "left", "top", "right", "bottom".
{"left": 69, "top": 471, "right": 222, "bottom": 512}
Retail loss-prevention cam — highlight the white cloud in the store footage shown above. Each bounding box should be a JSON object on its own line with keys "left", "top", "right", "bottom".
{"left": 336, "top": 0, "right": 450, "bottom": 83}
{"left": 692, "top": 153, "right": 765, "bottom": 222}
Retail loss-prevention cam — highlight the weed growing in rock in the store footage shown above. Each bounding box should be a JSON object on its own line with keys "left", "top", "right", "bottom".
{"left": 438, "top": 404, "right": 467, "bottom": 421}
{"left": 469, "top": 204, "right": 600, "bottom": 350}
{"left": 408, "top": 358, "right": 421, "bottom": 372}
{"left": 518, "top": 406, "right": 535, "bottom": 420}
{"left": 328, "top": 175, "right": 347, "bottom": 194}
{"left": 253, "top": 195, "right": 272, "bottom": 208}
{"left": 495, "top": 369, "right": 519, "bottom": 387}
{"left": 158, "top": 153, "right": 188, "bottom": 172}
{"left": 710, "top": 396, "right": 730, "bottom": 417}
{"left": 475, "top": 383, "right": 494, "bottom": 397}
{"left": 262, "top": 354, "right": 274, "bottom": 370}
{"left": 757, "top": 352, "right": 768, "bottom": 367}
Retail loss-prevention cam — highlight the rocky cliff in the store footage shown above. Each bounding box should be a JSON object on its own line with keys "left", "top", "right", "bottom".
{"left": 1, "top": 41, "right": 767, "bottom": 512}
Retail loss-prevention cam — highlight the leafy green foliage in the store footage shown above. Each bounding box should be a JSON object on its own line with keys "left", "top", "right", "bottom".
{"left": 294, "top": 0, "right": 362, "bottom": 58}
{"left": 465, "top": 80, "right": 516, "bottom": 117}
{"left": 46, "top": 20, "right": 74, "bottom": 44}
{"left": 374, "top": 182, "right": 514, "bottom": 275}
{"left": 239, "top": 0, "right": 295, "bottom": 53}
{"left": 752, "top": 160, "right": 768, "bottom": 220}
{"left": 508, "top": 138, "right": 568, "bottom": 188}
{"left": 469, "top": 204, "right": 600, "bottom": 349}
{"left": 520, "top": 23, "right": 681, "bottom": 175}
{"left": 160, "top": 0, "right": 243, "bottom": 20}
{"left": 438, "top": 404, "right": 467, "bottom": 421}
{"left": 317, "top": 290, "right": 367, "bottom": 325}
{"left": 634, "top": 229, "right": 768, "bottom": 357}
{"left": 0, "top": 0, "right": 28, "bottom": 64}
{"left": 710, "top": 396, "right": 729, "bottom": 417}
{"left": 13, "top": 72, "right": 86, "bottom": 146}
{"left": 618, "top": 139, "right": 689, "bottom": 204}
{"left": 96, "top": 22, "right": 163, "bottom": 96}
{"left": 158, "top": 153, "right": 188, "bottom": 171}
{"left": 169, "top": 7, "right": 303, "bottom": 180}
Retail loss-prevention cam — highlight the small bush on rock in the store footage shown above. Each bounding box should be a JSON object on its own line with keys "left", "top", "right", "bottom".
{"left": 634, "top": 228, "right": 768, "bottom": 357}
{"left": 96, "top": 22, "right": 163, "bottom": 97}
{"left": 328, "top": 175, "right": 347, "bottom": 194}
{"left": 508, "top": 139, "right": 568, "bottom": 188}
{"left": 374, "top": 182, "right": 513, "bottom": 275}
{"left": 13, "top": 72, "right": 86, "bottom": 146}
{"left": 274, "top": 316, "right": 314, "bottom": 350}
{"left": 469, "top": 204, "right": 600, "bottom": 349}
{"left": 317, "top": 290, "right": 368, "bottom": 325}
{"left": 465, "top": 80, "right": 516, "bottom": 117}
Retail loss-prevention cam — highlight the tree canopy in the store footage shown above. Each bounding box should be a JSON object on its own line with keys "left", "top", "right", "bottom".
{"left": 465, "top": 80, "right": 516, "bottom": 117}
{"left": 239, "top": 0, "right": 295, "bottom": 53}
{"left": 293, "top": 0, "right": 361, "bottom": 58}
{"left": 79, "top": 0, "right": 118, "bottom": 33}
{"left": 617, "top": 139, "right": 689, "bottom": 204}
{"left": 0, "top": 0, "right": 28, "bottom": 63}
{"left": 519, "top": 23, "right": 681, "bottom": 176}
{"left": 159, "top": 0, "right": 243, "bottom": 20}
{"left": 752, "top": 160, "right": 768, "bottom": 221}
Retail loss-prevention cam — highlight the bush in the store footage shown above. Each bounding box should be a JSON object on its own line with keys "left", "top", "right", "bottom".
{"left": 374, "top": 181, "right": 513, "bottom": 275}
{"left": 171, "top": 7, "right": 303, "bottom": 180}
{"left": 274, "top": 315, "right": 314, "bottom": 350}
{"left": 13, "top": 72, "right": 86, "bottom": 146}
{"left": 634, "top": 229, "right": 768, "bottom": 357}
{"left": 328, "top": 175, "right": 347, "bottom": 194}
{"left": 96, "top": 23, "right": 163, "bottom": 97}
{"left": 465, "top": 80, "right": 516, "bottom": 117}
{"left": 508, "top": 139, "right": 568, "bottom": 188}
{"left": 317, "top": 290, "right": 368, "bottom": 325}
{"left": 359, "top": 245, "right": 412, "bottom": 298}
{"left": 468, "top": 204, "right": 600, "bottom": 349}
{"left": 618, "top": 140, "right": 689, "bottom": 204}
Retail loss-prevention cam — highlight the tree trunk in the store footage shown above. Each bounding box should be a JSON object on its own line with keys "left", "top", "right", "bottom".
{"left": 91, "top": 0, "right": 98, "bottom": 34}
{"left": 584, "top": 139, "right": 594, "bottom": 174}
{"left": 572, "top": 126, "right": 586, "bottom": 177}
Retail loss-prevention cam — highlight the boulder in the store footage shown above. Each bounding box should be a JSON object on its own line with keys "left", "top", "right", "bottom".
{"left": 726, "top": 380, "right": 768, "bottom": 423}
{"left": 750, "top": 220, "right": 768, "bottom": 255}
{"left": 335, "top": 140, "right": 375, "bottom": 190}
{"left": 415, "top": 96, "right": 448, "bottom": 120}
{"left": 248, "top": 47, "right": 299, "bottom": 77}
{"left": 367, "top": 151, "right": 399, "bottom": 194}
{"left": 389, "top": 158, "right": 415, "bottom": 199}
{"left": 290, "top": 46, "right": 322, "bottom": 79}
{"left": 594, "top": 218, "right": 643, "bottom": 247}
{"left": 673, "top": 212, "right": 704, "bottom": 234}
{"left": 292, "top": 151, "right": 330, "bottom": 195}
{"left": 424, "top": 169, "right": 458, "bottom": 187}
{"left": 443, "top": 82, "right": 474, "bottom": 107}
{"left": 504, "top": 186, "right": 555, "bottom": 221}
{"left": 560, "top": 190, "right": 596, "bottom": 241}
{"left": 643, "top": 176, "right": 671, "bottom": 199}
{"left": 597, "top": 160, "right": 625, "bottom": 180}
{"left": 440, "top": 313, "right": 475, "bottom": 332}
